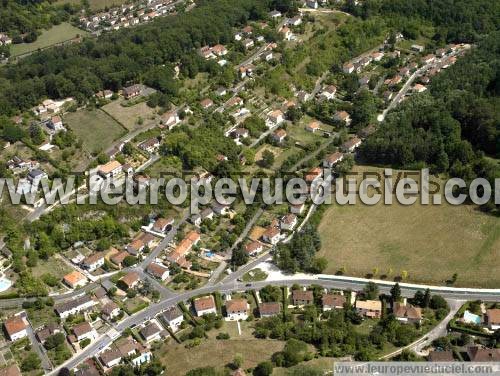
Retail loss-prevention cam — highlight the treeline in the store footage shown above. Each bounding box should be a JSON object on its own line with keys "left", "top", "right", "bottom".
{"left": 359, "top": 31, "right": 500, "bottom": 212}
{"left": 348, "top": 0, "right": 500, "bottom": 43}
{"left": 0, "top": 0, "right": 288, "bottom": 116}
{"left": 0, "top": 0, "right": 79, "bottom": 41}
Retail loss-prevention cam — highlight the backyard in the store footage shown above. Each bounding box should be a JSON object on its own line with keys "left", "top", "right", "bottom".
{"left": 317, "top": 165, "right": 500, "bottom": 287}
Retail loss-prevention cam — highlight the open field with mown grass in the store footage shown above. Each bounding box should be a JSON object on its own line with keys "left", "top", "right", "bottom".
{"left": 10, "top": 23, "right": 87, "bottom": 57}
{"left": 156, "top": 337, "right": 285, "bottom": 376}
{"left": 65, "top": 109, "right": 126, "bottom": 154}
{"left": 317, "top": 165, "right": 500, "bottom": 287}
{"left": 101, "top": 100, "right": 158, "bottom": 131}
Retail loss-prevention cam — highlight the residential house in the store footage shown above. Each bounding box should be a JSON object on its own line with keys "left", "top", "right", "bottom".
{"left": 227, "top": 96, "right": 243, "bottom": 107}
{"left": 280, "top": 213, "right": 297, "bottom": 231}
{"left": 279, "top": 26, "right": 292, "bottom": 41}
{"left": 27, "top": 169, "right": 48, "bottom": 185}
{"left": 55, "top": 295, "right": 96, "bottom": 318}
{"left": 161, "top": 306, "right": 184, "bottom": 331}
{"left": 393, "top": 301, "right": 422, "bottom": 324}
{"left": 245, "top": 241, "right": 263, "bottom": 256}
{"left": 334, "top": 111, "right": 351, "bottom": 126}
{"left": 358, "top": 76, "right": 370, "bottom": 86}
{"left": 36, "top": 324, "right": 62, "bottom": 344}
{"left": 262, "top": 226, "right": 281, "bottom": 245}
{"left": 111, "top": 251, "right": 129, "bottom": 268}
{"left": 216, "top": 87, "right": 227, "bottom": 96}
{"left": 355, "top": 300, "right": 382, "bottom": 318}
{"left": 123, "top": 84, "right": 142, "bottom": 99}
{"left": 269, "top": 10, "right": 282, "bottom": 18}
{"left": 306, "top": 0, "right": 318, "bottom": 9}
{"left": 161, "top": 110, "right": 180, "bottom": 130}
{"left": 422, "top": 54, "right": 436, "bottom": 64}
{"left": 72, "top": 322, "right": 97, "bottom": 342}
{"left": 266, "top": 109, "right": 284, "bottom": 127}
{"left": 411, "top": 44, "right": 425, "bottom": 53}
{"left": 343, "top": 62, "right": 355, "bottom": 74}
{"left": 3, "top": 315, "right": 28, "bottom": 341}
{"left": 304, "top": 167, "right": 323, "bottom": 184}
{"left": 63, "top": 270, "right": 87, "bottom": 289}
{"left": 140, "top": 322, "right": 162, "bottom": 342}
{"left": 49, "top": 116, "right": 65, "bottom": 132}
{"left": 102, "top": 302, "right": 121, "bottom": 320}
{"left": 95, "top": 90, "right": 113, "bottom": 99}
{"left": 259, "top": 302, "right": 281, "bottom": 317}
{"left": 467, "top": 346, "right": 500, "bottom": 362}
{"left": 292, "top": 290, "right": 314, "bottom": 306}
{"left": 261, "top": 51, "right": 273, "bottom": 62}
{"left": 126, "top": 239, "right": 145, "bottom": 255}
{"left": 306, "top": 121, "right": 320, "bottom": 133}
{"left": 428, "top": 350, "right": 455, "bottom": 362}
{"left": 212, "top": 202, "right": 231, "bottom": 216}
{"left": 297, "top": 90, "right": 311, "bottom": 103}
{"left": 371, "top": 51, "right": 384, "bottom": 61}
{"left": 211, "top": 44, "right": 227, "bottom": 56}
{"left": 200, "top": 207, "right": 214, "bottom": 221}
{"left": 322, "top": 294, "right": 346, "bottom": 311}
{"left": 320, "top": 85, "right": 337, "bottom": 100}
{"left": 120, "top": 272, "right": 140, "bottom": 290}
{"left": 0, "top": 34, "right": 12, "bottom": 46}
{"left": 243, "top": 39, "right": 254, "bottom": 49}
{"left": 287, "top": 16, "right": 302, "bottom": 26}
{"left": 231, "top": 128, "right": 249, "bottom": 139}
{"left": 323, "top": 152, "right": 344, "bottom": 168}
{"left": 485, "top": 309, "right": 500, "bottom": 330}
{"left": 341, "top": 137, "right": 362, "bottom": 152}
{"left": 200, "top": 98, "right": 214, "bottom": 109}
{"left": 100, "top": 348, "right": 122, "bottom": 368}
{"left": 413, "top": 84, "right": 427, "bottom": 93}
{"left": 153, "top": 217, "right": 174, "bottom": 233}
{"left": 97, "top": 160, "right": 122, "bottom": 180}
{"left": 138, "top": 138, "right": 160, "bottom": 153}
{"left": 225, "top": 299, "right": 249, "bottom": 321}
{"left": 272, "top": 129, "right": 287, "bottom": 143}
{"left": 194, "top": 295, "right": 217, "bottom": 317}
{"left": 147, "top": 263, "right": 170, "bottom": 281}
{"left": 81, "top": 252, "right": 105, "bottom": 272}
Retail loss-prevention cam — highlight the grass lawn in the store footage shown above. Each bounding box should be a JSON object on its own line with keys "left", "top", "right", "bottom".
{"left": 65, "top": 109, "right": 126, "bottom": 154}
{"left": 317, "top": 165, "right": 500, "bottom": 287}
{"left": 10, "top": 23, "right": 87, "bottom": 57}
{"left": 102, "top": 100, "right": 158, "bottom": 131}
{"left": 242, "top": 268, "right": 268, "bottom": 282}
{"left": 272, "top": 357, "right": 334, "bottom": 375}
{"left": 123, "top": 297, "right": 149, "bottom": 315}
{"left": 155, "top": 338, "right": 285, "bottom": 376}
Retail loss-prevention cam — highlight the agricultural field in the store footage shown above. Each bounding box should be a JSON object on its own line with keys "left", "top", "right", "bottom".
{"left": 65, "top": 109, "right": 126, "bottom": 154}
{"left": 317, "top": 165, "right": 500, "bottom": 287}
{"left": 101, "top": 100, "right": 158, "bottom": 132}
{"left": 10, "top": 23, "right": 87, "bottom": 57}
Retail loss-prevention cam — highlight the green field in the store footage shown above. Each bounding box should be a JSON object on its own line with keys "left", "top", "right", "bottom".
{"left": 317, "top": 165, "right": 500, "bottom": 288}
{"left": 65, "top": 109, "right": 126, "bottom": 154}
{"left": 102, "top": 100, "right": 158, "bottom": 131}
{"left": 10, "top": 23, "right": 87, "bottom": 57}
{"left": 156, "top": 338, "right": 284, "bottom": 376}
{"left": 57, "top": 0, "right": 129, "bottom": 11}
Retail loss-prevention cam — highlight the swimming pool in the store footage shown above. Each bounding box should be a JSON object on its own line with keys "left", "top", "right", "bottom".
{"left": 0, "top": 277, "right": 12, "bottom": 292}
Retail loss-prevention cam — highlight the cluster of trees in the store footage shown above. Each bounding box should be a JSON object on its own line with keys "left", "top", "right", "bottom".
{"left": 359, "top": 32, "right": 499, "bottom": 212}
{"left": 350, "top": 0, "right": 500, "bottom": 43}
{"left": 0, "top": 0, "right": 79, "bottom": 42}
{"left": 274, "top": 224, "right": 325, "bottom": 273}
{"left": 0, "top": 0, "right": 278, "bottom": 115}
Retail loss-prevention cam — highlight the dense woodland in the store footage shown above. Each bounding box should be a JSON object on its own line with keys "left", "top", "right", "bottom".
{"left": 0, "top": 0, "right": 79, "bottom": 41}
{"left": 359, "top": 31, "right": 500, "bottom": 212}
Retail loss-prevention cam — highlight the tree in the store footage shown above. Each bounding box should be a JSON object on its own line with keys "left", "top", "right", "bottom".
{"left": 232, "top": 353, "right": 244, "bottom": 369}
{"left": 259, "top": 285, "right": 282, "bottom": 303}
{"left": 44, "top": 332, "right": 66, "bottom": 350}
{"left": 390, "top": 283, "right": 401, "bottom": 303}
{"left": 261, "top": 150, "right": 275, "bottom": 168}
{"left": 423, "top": 289, "right": 431, "bottom": 308}
{"left": 21, "top": 352, "right": 41, "bottom": 372}
{"left": 253, "top": 361, "right": 273, "bottom": 376}
{"left": 363, "top": 282, "right": 379, "bottom": 300}
{"left": 430, "top": 295, "right": 448, "bottom": 310}
{"left": 231, "top": 247, "right": 249, "bottom": 268}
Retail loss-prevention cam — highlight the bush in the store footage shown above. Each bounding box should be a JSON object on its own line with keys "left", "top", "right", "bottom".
{"left": 216, "top": 332, "right": 230, "bottom": 340}
{"left": 79, "top": 338, "right": 91, "bottom": 348}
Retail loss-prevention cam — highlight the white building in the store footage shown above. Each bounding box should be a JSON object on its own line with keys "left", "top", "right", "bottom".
{"left": 225, "top": 299, "right": 249, "bottom": 321}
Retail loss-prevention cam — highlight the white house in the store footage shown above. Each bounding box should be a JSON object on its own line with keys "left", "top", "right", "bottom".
{"left": 323, "top": 152, "right": 344, "bottom": 168}
{"left": 55, "top": 296, "right": 96, "bottom": 319}
{"left": 162, "top": 110, "right": 180, "bottom": 129}
{"left": 193, "top": 296, "right": 217, "bottom": 317}
{"left": 97, "top": 161, "right": 122, "bottom": 180}
{"left": 139, "top": 322, "right": 162, "bottom": 342}
{"left": 280, "top": 213, "right": 297, "bottom": 231}
{"left": 262, "top": 226, "right": 281, "bottom": 245}
{"left": 147, "top": 263, "right": 170, "bottom": 281}
{"left": 102, "top": 302, "right": 121, "bottom": 320}
{"left": 320, "top": 85, "right": 337, "bottom": 100}
{"left": 4, "top": 315, "right": 28, "bottom": 341}
{"left": 81, "top": 252, "right": 105, "bottom": 272}
{"left": 225, "top": 299, "right": 249, "bottom": 321}
{"left": 161, "top": 306, "right": 184, "bottom": 331}
{"left": 73, "top": 322, "right": 97, "bottom": 342}
{"left": 266, "top": 109, "right": 284, "bottom": 127}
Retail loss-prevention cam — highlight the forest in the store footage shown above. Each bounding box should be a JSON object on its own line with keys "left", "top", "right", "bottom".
{"left": 359, "top": 31, "right": 500, "bottom": 212}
